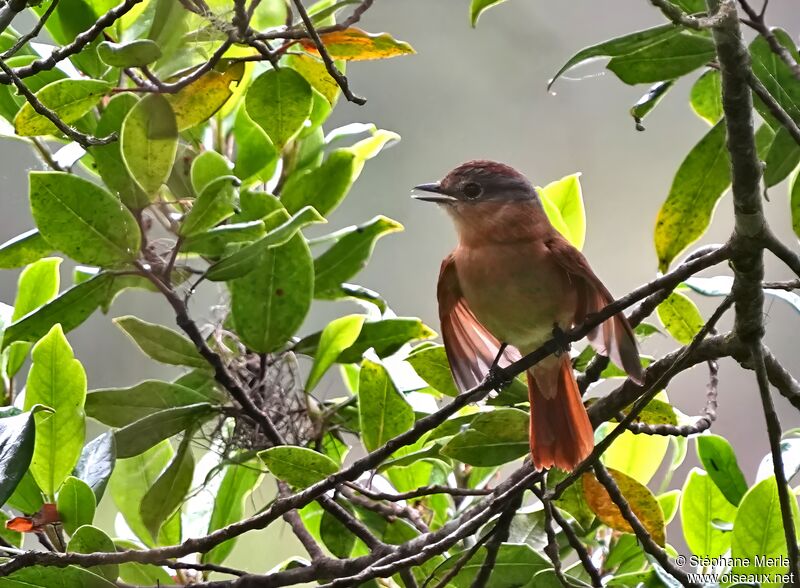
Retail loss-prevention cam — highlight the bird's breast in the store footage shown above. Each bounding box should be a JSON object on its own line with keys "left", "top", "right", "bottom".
{"left": 453, "top": 241, "right": 578, "bottom": 352}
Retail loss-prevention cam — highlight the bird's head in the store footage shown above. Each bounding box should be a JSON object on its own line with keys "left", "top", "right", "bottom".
{"left": 412, "top": 160, "right": 538, "bottom": 205}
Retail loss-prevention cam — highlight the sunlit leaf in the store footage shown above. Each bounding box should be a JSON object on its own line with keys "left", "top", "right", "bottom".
{"left": 657, "top": 291, "right": 704, "bottom": 345}
{"left": 0, "top": 230, "right": 53, "bottom": 269}
{"left": 67, "top": 525, "right": 118, "bottom": 582}
{"left": 259, "top": 446, "right": 338, "bottom": 488}
{"left": 57, "top": 476, "right": 96, "bottom": 535}
{"left": 696, "top": 434, "right": 748, "bottom": 506}
{"left": 690, "top": 69, "right": 722, "bottom": 125}
{"left": 681, "top": 468, "right": 736, "bottom": 558}
{"left": 301, "top": 28, "right": 414, "bottom": 60}
{"left": 358, "top": 359, "right": 414, "bottom": 452}
{"left": 288, "top": 53, "right": 341, "bottom": 104}
{"left": 14, "top": 79, "right": 111, "bottom": 137}
{"left": 407, "top": 344, "right": 459, "bottom": 397}
{"left": 179, "top": 176, "right": 239, "bottom": 237}
{"left": 469, "top": 0, "right": 509, "bottom": 26}
{"left": 165, "top": 62, "right": 245, "bottom": 131}
{"left": 441, "top": 408, "right": 529, "bottom": 466}
{"left": 281, "top": 149, "right": 356, "bottom": 216}
{"left": 232, "top": 105, "right": 277, "bottom": 183}
{"left": 539, "top": 173, "right": 586, "bottom": 250}
{"left": 306, "top": 315, "right": 365, "bottom": 392}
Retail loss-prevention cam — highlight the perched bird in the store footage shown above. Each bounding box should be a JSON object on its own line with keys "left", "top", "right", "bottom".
{"left": 413, "top": 160, "right": 644, "bottom": 472}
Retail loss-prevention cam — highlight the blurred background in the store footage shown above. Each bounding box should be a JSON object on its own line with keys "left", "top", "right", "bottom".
{"left": 1, "top": 0, "right": 800, "bottom": 572}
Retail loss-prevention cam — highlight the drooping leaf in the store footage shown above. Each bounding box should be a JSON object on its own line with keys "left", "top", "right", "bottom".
{"left": 0, "top": 230, "right": 53, "bottom": 269}
{"left": 230, "top": 234, "right": 314, "bottom": 353}
{"left": 259, "top": 446, "right": 338, "bottom": 488}
{"left": 245, "top": 68, "right": 313, "bottom": 149}
{"left": 0, "top": 410, "right": 37, "bottom": 506}
{"left": 680, "top": 468, "right": 737, "bottom": 558}
{"left": 232, "top": 105, "right": 278, "bottom": 183}
{"left": 73, "top": 432, "right": 115, "bottom": 501}
{"left": 731, "top": 476, "right": 800, "bottom": 580}
{"left": 470, "top": 0, "right": 508, "bottom": 26}
{"left": 654, "top": 120, "right": 730, "bottom": 272}
{"left": 358, "top": 359, "right": 415, "bottom": 452}
{"left": 29, "top": 172, "right": 141, "bottom": 267}
{"left": 281, "top": 149, "right": 356, "bottom": 216}
{"left": 113, "top": 315, "right": 207, "bottom": 369}
{"left": 181, "top": 220, "right": 265, "bottom": 257}
{"left": 696, "top": 434, "right": 748, "bottom": 506}
{"left": 97, "top": 40, "right": 161, "bottom": 67}
{"left": 582, "top": 467, "right": 666, "bottom": 546}
{"left": 314, "top": 216, "right": 403, "bottom": 297}
{"left": 165, "top": 62, "right": 245, "bottom": 131}
{"left": 121, "top": 93, "right": 178, "bottom": 194}
{"left": 690, "top": 69, "right": 722, "bottom": 125}
{"left": 67, "top": 525, "right": 118, "bottom": 582}
{"left": 657, "top": 291, "right": 704, "bottom": 345}
{"left": 306, "top": 315, "right": 365, "bottom": 392}
{"left": 24, "top": 325, "right": 86, "bottom": 498}
{"left": 86, "top": 380, "right": 211, "bottom": 427}
{"left": 539, "top": 173, "right": 586, "bottom": 250}
{"left": 202, "top": 459, "right": 264, "bottom": 565}
{"left": 114, "top": 403, "right": 214, "bottom": 459}
{"left": 57, "top": 476, "right": 96, "bottom": 535}
{"left": 630, "top": 81, "right": 674, "bottom": 131}
{"left": 301, "top": 28, "right": 415, "bottom": 60}
{"left": 14, "top": 79, "right": 111, "bottom": 136}
{"left": 441, "top": 408, "right": 529, "bottom": 466}
{"left": 140, "top": 435, "right": 194, "bottom": 539}
{"left": 179, "top": 176, "right": 239, "bottom": 237}
{"left": 606, "top": 32, "right": 714, "bottom": 85}
{"left": 764, "top": 126, "right": 800, "bottom": 188}
{"left": 406, "top": 344, "right": 459, "bottom": 397}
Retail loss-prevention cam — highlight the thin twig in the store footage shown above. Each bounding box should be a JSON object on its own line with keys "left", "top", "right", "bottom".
{"left": 470, "top": 493, "right": 523, "bottom": 588}
{"left": 738, "top": 0, "right": 800, "bottom": 81}
{"left": 347, "top": 482, "right": 493, "bottom": 502}
{"left": 1, "top": 0, "right": 60, "bottom": 59}
{"left": 649, "top": 0, "right": 725, "bottom": 28}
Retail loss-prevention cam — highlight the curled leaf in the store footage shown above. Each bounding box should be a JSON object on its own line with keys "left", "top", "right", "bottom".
{"left": 301, "top": 28, "right": 415, "bottom": 61}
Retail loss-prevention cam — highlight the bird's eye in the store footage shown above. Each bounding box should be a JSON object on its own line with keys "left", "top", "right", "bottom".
{"left": 463, "top": 182, "right": 482, "bottom": 199}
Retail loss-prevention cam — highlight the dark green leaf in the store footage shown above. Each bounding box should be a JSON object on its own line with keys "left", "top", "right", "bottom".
{"left": 654, "top": 120, "right": 730, "bottom": 272}
{"left": 14, "top": 79, "right": 111, "bottom": 136}
{"left": 320, "top": 505, "right": 355, "bottom": 558}
{"left": 230, "top": 234, "right": 314, "bottom": 353}
{"left": 630, "top": 81, "right": 673, "bottom": 131}
{"left": 696, "top": 434, "right": 748, "bottom": 506}
{"left": 0, "top": 230, "right": 53, "bottom": 269}
{"left": 98, "top": 40, "right": 161, "bottom": 67}
{"left": 73, "top": 432, "right": 115, "bottom": 501}
{"left": 507, "top": 510, "right": 548, "bottom": 552}
{"left": 281, "top": 149, "right": 356, "bottom": 216}
{"left": 428, "top": 544, "right": 549, "bottom": 588}
{"left": 470, "top": 0, "right": 508, "bottom": 26}
{"left": 314, "top": 216, "right": 403, "bottom": 297}
{"left": 406, "top": 345, "right": 458, "bottom": 397}
{"left": 140, "top": 435, "right": 194, "bottom": 539}
{"left": 607, "top": 32, "right": 714, "bottom": 85}
{"left": 29, "top": 172, "right": 141, "bottom": 267}
{"left": 764, "top": 126, "right": 800, "bottom": 187}
{"left": 749, "top": 29, "right": 800, "bottom": 126}
{"left": 86, "top": 380, "right": 211, "bottom": 427}
{"left": 259, "top": 446, "right": 338, "bottom": 488}
{"left": 245, "top": 68, "right": 313, "bottom": 148}
{"left": 179, "top": 176, "right": 239, "bottom": 237}
{"left": 113, "top": 315, "right": 207, "bottom": 369}
{"left": 121, "top": 93, "right": 178, "bottom": 194}
{"left": 0, "top": 411, "right": 36, "bottom": 506}
{"left": 114, "top": 540, "right": 176, "bottom": 585}
{"left": 57, "top": 476, "right": 96, "bottom": 535}
{"left": 114, "top": 403, "right": 214, "bottom": 458}
{"left": 0, "top": 565, "right": 117, "bottom": 587}
{"left": 67, "top": 525, "right": 118, "bottom": 582}
{"left": 690, "top": 69, "right": 722, "bottom": 125}
{"left": 793, "top": 169, "right": 800, "bottom": 240}
{"left": 441, "top": 408, "right": 528, "bottom": 466}
{"left": 358, "top": 359, "right": 414, "bottom": 452}
{"left": 681, "top": 468, "right": 736, "bottom": 558}
{"left": 307, "top": 315, "right": 365, "bottom": 392}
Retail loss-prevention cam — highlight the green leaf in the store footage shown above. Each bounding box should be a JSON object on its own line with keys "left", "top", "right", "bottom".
{"left": 428, "top": 544, "right": 549, "bottom": 588}
{"left": 441, "top": 408, "right": 529, "bottom": 466}
{"left": 606, "top": 32, "right": 714, "bottom": 85}
{"left": 792, "top": 171, "right": 800, "bottom": 240}
{"left": 281, "top": 149, "right": 357, "bottom": 216}
{"left": 206, "top": 206, "right": 325, "bottom": 281}
{"left": 749, "top": 29, "right": 800, "bottom": 126}
{"left": 140, "top": 435, "right": 194, "bottom": 539}
{"left": 696, "top": 434, "right": 748, "bottom": 506}
{"left": 179, "top": 176, "right": 239, "bottom": 237}
{"left": 0, "top": 566, "right": 117, "bottom": 587}
{"left": 0, "top": 511, "right": 22, "bottom": 548}
{"left": 583, "top": 467, "right": 666, "bottom": 546}
{"left": 245, "top": 68, "right": 313, "bottom": 149}
{"left": 113, "top": 315, "right": 207, "bottom": 368}
{"left": 407, "top": 344, "right": 459, "bottom": 397}
{"left": 690, "top": 69, "right": 722, "bottom": 125}
{"left": 657, "top": 291, "right": 704, "bottom": 345}
{"left": 547, "top": 468, "right": 595, "bottom": 530}
{"left": 470, "top": 0, "right": 508, "bottom": 26}
{"left": 90, "top": 93, "right": 149, "bottom": 210}
{"left": 259, "top": 446, "right": 338, "bottom": 488}
{"left": 29, "top": 172, "right": 141, "bottom": 267}
{"left": 181, "top": 220, "right": 265, "bottom": 257}
{"left": 109, "top": 441, "right": 175, "bottom": 547}
{"left": 314, "top": 216, "right": 403, "bottom": 297}
{"left": 230, "top": 233, "right": 314, "bottom": 353}
{"left": 358, "top": 359, "right": 414, "bottom": 452}
{"left": 165, "top": 63, "right": 245, "bottom": 132}
{"left": 114, "top": 540, "right": 176, "bottom": 585}
{"left": 67, "top": 525, "right": 118, "bottom": 582}
{"left": 232, "top": 105, "right": 278, "bottom": 183}
{"left": 307, "top": 315, "right": 365, "bottom": 392}
{"left": 287, "top": 53, "right": 341, "bottom": 105}
{"left": 114, "top": 403, "right": 214, "bottom": 458}
{"left": 731, "top": 476, "right": 800, "bottom": 580}
{"left": 0, "top": 55, "right": 64, "bottom": 123}
{"left": 320, "top": 505, "right": 356, "bottom": 557}
{"left": 764, "top": 126, "right": 800, "bottom": 188}
{"left": 14, "top": 79, "right": 111, "bottom": 136}
{"left": 507, "top": 510, "right": 548, "bottom": 552}
{"left": 190, "top": 151, "right": 233, "bottom": 195}
{"left": 86, "top": 380, "right": 211, "bottom": 427}
{"left": 73, "top": 432, "right": 115, "bottom": 501}
{"left": 24, "top": 325, "right": 86, "bottom": 497}
{"left": 57, "top": 476, "right": 96, "bottom": 535}
{"left": 680, "top": 468, "right": 737, "bottom": 558}
{"left": 6, "top": 470, "right": 44, "bottom": 514}
{"left": 539, "top": 173, "right": 586, "bottom": 250}
{"left": 121, "top": 93, "right": 178, "bottom": 194}
{"left": 630, "top": 81, "right": 674, "bottom": 131}
{"left": 0, "top": 410, "right": 37, "bottom": 506}
{"left": 658, "top": 489, "right": 680, "bottom": 524}
{"left": 602, "top": 425, "right": 668, "bottom": 486}
{"left": 654, "top": 120, "right": 730, "bottom": 272}
{"left": 2, "top": 273, "right": 113, "bottom": 348}
{"left": 0, "top": 230, "right": 53, "bottom": 269}
{"left": 617, "top": 397, "right": 677, "bottom": 426}
{"left": 98, "top": 40, "right": 161, "bottom": 67}
{"left": 202, "top": 460, "right": 264, "bottom": 565}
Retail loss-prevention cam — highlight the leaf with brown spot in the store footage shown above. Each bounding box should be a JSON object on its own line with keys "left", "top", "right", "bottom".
{"left": 300, "top": 28, "right": 415, "bottom": 61}
{"left": 166, "top": 62, "right": 245, "bottom": 131}
{"left": 582, "top": 467, "right": 666, "bottom": 546}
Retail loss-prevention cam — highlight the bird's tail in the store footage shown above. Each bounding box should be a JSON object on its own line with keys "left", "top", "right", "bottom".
{"left": 527, "top": 354, "right": 593, "bottom": 472}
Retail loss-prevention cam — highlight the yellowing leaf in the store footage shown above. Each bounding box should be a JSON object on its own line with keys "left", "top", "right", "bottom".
{"left": 15, "top": 79, "right": 111, "bottom": 137}
{"left": 166, "top": 62, "right": 245, "bottom": 131}
{"left": 301, "top": 28, "right": 415, "bottom": 61}
{"left": 288, "top": 53, "right": 341, "bottom": 104}
{"left": 582, "top": 467, "right": 666, "bottom": 546}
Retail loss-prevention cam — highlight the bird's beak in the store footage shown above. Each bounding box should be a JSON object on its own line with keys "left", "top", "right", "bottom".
{"left": 411, "top": 182, "right": 457, "bottom": 203}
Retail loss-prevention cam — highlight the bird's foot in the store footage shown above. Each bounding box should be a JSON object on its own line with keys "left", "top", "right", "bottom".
{"left": 552, "top": 324, "right": 571, "bottom": 355}
{"left": 484, "top": 343, "right": 513, "bottom": 390}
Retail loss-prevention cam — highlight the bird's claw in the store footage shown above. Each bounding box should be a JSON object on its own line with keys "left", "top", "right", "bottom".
{"left": 552, "top": 324, "right": 571, "bottom": 355}
{"left": 485, "top": 365, "right": 513, "bottom": 391}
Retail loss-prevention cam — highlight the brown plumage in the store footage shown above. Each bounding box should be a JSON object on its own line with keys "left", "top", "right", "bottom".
{"left": 414, "top": 160, "right": 643, "bottom": 472}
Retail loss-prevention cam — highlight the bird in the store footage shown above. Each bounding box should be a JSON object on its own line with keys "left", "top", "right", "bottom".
{"left": 412, "top": 160, "right": 644, "bottom": 472}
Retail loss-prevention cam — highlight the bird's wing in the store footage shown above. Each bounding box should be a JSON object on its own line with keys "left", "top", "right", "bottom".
{"left": 545, "top": 236, "right": 644, "bottom": 384}
{"left": 438, "top": 253, "right": 521, "bottom": 392}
